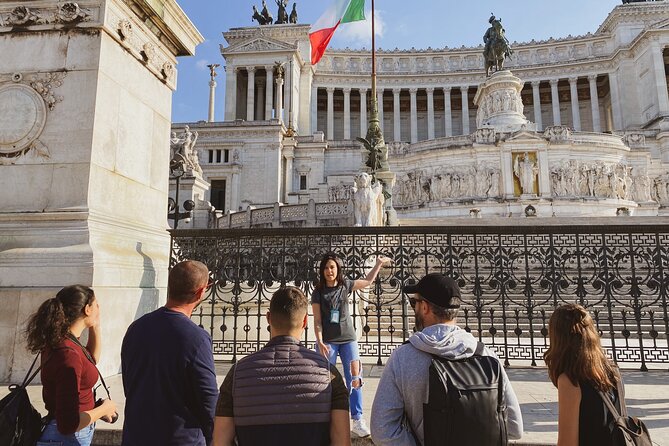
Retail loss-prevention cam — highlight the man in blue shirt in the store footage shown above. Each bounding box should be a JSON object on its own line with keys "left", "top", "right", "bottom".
{"left": 121, "top": 260, "right": 218, "bottom": 446}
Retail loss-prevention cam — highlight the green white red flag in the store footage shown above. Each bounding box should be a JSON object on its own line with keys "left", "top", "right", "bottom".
{"left": 309, "top": 0, "right": 366, "bottom": 65}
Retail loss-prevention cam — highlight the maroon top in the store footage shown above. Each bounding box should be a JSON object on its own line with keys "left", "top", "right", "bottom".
{"left": 41, "top": 337, "right": 98, "bottom": 434}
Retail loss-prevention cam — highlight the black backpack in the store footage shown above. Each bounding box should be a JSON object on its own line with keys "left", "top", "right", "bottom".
{"left": 423, "top": 342, "right": 507, "bottom": 446}
{"left": 599, "top": 378, "right": 652, "bottom": 446}
{"left": 0, "top": 354, "right": 47, "bottom": 446}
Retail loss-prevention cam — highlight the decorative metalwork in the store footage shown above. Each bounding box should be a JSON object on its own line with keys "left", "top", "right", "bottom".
{"left": 171, "top": 226, "right": 669, "bottom": 370}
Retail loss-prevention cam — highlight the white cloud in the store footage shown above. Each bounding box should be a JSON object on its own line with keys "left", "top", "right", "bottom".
{"left": 195, "top": 59, "right": 210, "bottom": 71}
{"left": 335, "top": 8, "right": 385, "bottom": 47}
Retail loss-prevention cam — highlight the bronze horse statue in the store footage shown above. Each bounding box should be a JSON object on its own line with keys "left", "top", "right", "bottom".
{"left": 483, "top": 15, "right": 513, "bottom": 76}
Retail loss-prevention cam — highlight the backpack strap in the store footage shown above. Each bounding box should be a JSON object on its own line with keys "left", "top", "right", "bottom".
{"left": 473, "top": 341, "right": 485, "bottom": 356}
{"left": 19, "top": 353, "right": 43, "bottom": 388}
{"left": 66, "top": 333, "right": 112, "bottom": 400}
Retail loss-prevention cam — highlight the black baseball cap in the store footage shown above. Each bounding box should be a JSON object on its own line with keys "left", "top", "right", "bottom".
{"left": 403, "top": 274, "right": 461, "bottom": 309}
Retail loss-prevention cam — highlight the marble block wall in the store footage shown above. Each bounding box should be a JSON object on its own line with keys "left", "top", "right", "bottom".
{"left": 0, "top": 0, "right": 203, "bottom": 381}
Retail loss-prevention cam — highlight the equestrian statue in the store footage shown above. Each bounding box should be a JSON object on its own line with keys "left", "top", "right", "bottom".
{"left": 483, "top": 14, "right": 513, "bottom": 77}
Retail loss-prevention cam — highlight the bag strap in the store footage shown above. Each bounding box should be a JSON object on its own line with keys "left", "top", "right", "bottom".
{"left": 474, "top": 341, "right": 485, "bottom": 356}
{"left": 19, "top": 353, "right": 43, "bottom": 388}
{"left": 66, "top": 333, "right": 112, "bottom": 400}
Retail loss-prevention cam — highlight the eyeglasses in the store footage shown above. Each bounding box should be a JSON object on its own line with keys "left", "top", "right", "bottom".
{"left": 409, "top": 297, "right": 425, "bottom": 309}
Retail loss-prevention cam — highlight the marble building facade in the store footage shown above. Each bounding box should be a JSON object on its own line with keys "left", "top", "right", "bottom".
{"left": 174, "top": 2, "right": 669, "bottom": 225}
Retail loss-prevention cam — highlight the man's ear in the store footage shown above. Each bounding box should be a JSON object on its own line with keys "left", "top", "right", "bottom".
{"left": 301, "top": 313, "right": 308, "bottom": 329}
{"left": 266, "top": 311, "right": 271, "bottom": 326}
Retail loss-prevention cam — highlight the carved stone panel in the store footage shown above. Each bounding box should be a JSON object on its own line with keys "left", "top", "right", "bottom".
{"left": 0, "top": 83, "right": 47, "bottom": 156}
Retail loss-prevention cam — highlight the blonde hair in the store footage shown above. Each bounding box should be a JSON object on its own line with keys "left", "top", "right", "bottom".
{"left": 544, "top": 303, "right": 617, "bottom": 391}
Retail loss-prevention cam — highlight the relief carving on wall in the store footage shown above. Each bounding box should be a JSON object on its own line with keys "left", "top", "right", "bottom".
{"left": 549, "top": 160, "right": 636, "bottom": 200}
{"left": 393, "top": 163, "right": 501, "bottom": 207}
{"left": 3, "top": 3, "right": 91, "bottom": 27}
{"left": 0, "top": 72, "right": 66, "bottom": 165}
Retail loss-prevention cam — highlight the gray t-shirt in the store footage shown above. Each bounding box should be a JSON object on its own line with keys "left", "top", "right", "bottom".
{"left": 311, "top": 279, "right": 356, "bottom": 344}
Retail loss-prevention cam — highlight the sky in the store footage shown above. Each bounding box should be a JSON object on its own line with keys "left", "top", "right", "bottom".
{"left": 172, "top": 0, "right": 622, "bottom": 123}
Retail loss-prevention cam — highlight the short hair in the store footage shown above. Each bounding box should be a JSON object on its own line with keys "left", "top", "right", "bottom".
{"left": 269, "top": 286, "right": 308, "bottom": 331}
{"left": 168, "top": 260, "right": 209, "bottom": 304}
{"left": 428, "top": 296, "right": 461, "bottom": 322}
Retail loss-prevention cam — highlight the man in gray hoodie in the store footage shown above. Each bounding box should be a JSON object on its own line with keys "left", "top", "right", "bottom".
{"left": 370, "top": 273, "right": 523, "bottom": 445}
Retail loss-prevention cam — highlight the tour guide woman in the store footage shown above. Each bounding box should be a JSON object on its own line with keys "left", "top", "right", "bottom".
{"left": 312, "top": 253, "right": 391, "bottom": 438}
{"left": 544, "top": 303, "right": 621, "bottom": 446}
{"left": 25, "top": 285, "right": 117, "bottom": 446}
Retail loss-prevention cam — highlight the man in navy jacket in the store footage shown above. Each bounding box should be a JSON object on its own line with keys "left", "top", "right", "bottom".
{"left": 121, "top": 260, "right": 218, "bottom": 446}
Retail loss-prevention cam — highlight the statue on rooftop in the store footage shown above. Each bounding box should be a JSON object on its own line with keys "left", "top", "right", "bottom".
{"left": 275, "top": 0, "right": 289, "bottom": 24}
{"left": 260, "top": 0, "right": 273, "bottom": 24}
{"left": 289, "top": 3, "right": 298, "bottom": 24}
{"left": 252, "top": 5, "right": 269, "bottom": 25}
{"left": 483, "top": 14, "right": 513, "bottom": 76}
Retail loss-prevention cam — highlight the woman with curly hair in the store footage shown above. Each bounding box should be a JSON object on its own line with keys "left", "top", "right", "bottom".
{"left": 544, "top": 303, "right": 620, "bottom": 446}
{"left": 26, "top": 285, "right": 117, "bottom": 446}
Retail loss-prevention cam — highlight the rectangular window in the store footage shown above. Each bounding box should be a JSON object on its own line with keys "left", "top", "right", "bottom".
{"left": 210, "top": 180, "right": 227, "bottom": 211}
{"left": 208, "top": 150, "right": 214, "bottom": 163}
{"left": 299, "top": 175, "right": 307, "bottom": 190}
{"left": 216, "top": 150, "right": 222, "bottom": 163}
{"left": 224, "top": 149, "right": 230, "bottom": 163}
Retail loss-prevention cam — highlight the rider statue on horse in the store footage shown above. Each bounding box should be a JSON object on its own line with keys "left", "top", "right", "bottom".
{"left": 483, "top": 14, "right": 513, "bottom": 77}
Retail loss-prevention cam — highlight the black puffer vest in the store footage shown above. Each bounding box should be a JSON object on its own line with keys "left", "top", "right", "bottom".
{"left": 232, "top": 336, "right": 332, "bottom": 444}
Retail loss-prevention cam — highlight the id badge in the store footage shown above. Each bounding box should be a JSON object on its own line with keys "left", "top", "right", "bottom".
{"left": 330, "top": 309, "right": 340, "bottom": 324}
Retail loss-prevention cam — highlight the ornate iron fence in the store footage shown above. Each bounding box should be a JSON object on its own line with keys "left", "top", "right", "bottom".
{"left": 170, "top": 225, "right": 669, "bottom": 370}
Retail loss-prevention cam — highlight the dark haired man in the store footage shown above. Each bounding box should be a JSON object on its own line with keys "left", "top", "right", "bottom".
{"left": 121, "top": 260, "right": 218, "bottom": 446}
{"left": 370, "top": 273, "right": 523, "bottom": 445}
{"left": 213, "top": 286, "right": 351, "bottom": 446}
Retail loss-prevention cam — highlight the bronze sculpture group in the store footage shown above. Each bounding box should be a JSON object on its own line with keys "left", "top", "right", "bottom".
{"left": 252, "top": 0, "right": 297, "bottom": 25}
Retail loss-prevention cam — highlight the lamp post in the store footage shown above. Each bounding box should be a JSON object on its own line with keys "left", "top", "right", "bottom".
{"left": 168, "top": 158, "right": 195, "bottom": 229}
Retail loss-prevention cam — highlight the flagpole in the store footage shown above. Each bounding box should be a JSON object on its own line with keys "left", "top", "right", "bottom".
{"left": 371, "top": 0, "right": 376, "bottom": 110}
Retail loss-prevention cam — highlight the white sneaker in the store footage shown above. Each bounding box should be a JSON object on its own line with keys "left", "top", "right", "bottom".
{"left": 351, "top": 418, "right": 371, "bottom": 438}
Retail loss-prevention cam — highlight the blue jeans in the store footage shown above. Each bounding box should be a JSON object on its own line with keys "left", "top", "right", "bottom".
{"left": 37, "top": 419, "right": 95, "bottom": 446}
{"left": 326, "top": 341, "right": 363, "bottom": 420}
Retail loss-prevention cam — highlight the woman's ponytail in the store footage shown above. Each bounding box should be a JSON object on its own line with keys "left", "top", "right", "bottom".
{"left": 25, "top": 285, "right": 94, "bottom": 352}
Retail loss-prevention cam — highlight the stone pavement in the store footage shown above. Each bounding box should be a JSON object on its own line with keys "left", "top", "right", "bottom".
{"left": 2, "top": 363, "right": 667, "bottom": 445}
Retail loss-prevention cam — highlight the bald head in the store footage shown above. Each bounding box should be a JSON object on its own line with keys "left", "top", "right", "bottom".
{"left": 168, "top": 260, "right": 209, "bottom": 304}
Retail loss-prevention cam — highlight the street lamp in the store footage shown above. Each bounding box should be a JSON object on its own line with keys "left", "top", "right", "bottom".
{"left": 168, "top": 157, "right": 195, "bottom": 229}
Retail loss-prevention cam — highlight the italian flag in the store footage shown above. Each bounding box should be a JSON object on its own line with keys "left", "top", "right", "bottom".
{"left": 309, "top": 0, "right": 366, "bottom": 65}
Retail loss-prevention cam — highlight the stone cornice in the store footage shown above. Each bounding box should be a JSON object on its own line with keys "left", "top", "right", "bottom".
{"left": 119, "top": 0, "right": 203, "bottom": 56}
{"left": 0, "top": 1, "right": 103, "bottom": 30}
{"left": 597, "top": 2, "right": 669, "bottom": 34}
{"left": 223, "top": 24, "right": 311, "bottom": 46}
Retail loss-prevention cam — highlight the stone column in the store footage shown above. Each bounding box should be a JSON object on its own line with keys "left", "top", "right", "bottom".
{"left": 208, "top": 78, "right": 216, "bottom": 122}
{"left": 265, "top": 66, "right": 274, "bottom": 120}
{"left": 444, "top": 87, "right": 452, "bottom": 137}
{"left": 284, "top": 62, "right": 292, "bottom": 122}
{"left": 410, "top": 88, "right": 418, "bottom": 143}
{"left": 276, "top": 76, "right": 284, "bottom": 123}
{"left": 359, "top": 88, "right": 368, "bottom": 137}
{"left": 255, "top": 81, "right": 264, "bottom": 121}
{"left": 652, "top": 42, "right": 669, "bottom": 115}
{"left": 377, "top": 88, "right": 384, "bottom": 133}
{"left": 326, "top": 87, "right": 334, "bottom": 140}
{"left": 588, "top": 75, "right": 601, "bottom": 132}
{"left": 550, "top": 79, "right": 561, "bottom": 126}
{"left": 608, "top": 72, "right": 623, "bottom": 130}
{"left": 284, "top": 150, "right": 294, "bottom": 202}
{"left": 311, "top": 85, "right": 318, "bottom": 133}
{"left": 531, "top": 81, "right": 543, "bottom": 131}
{"left": 568, "top": 77, "right": 581, "bottom": 131}
{"left": 246, "top": 66, "right": 256, "bottom": 121}
{"left": 460, "top": 86, "right": 470, "bottom": 135}
{"left": 224, "top": 65, "right": 237, "bottom": 120}
{"left": 393, "top": 88, "right": 401, "bottom": 141}
{"left": 343, "top": 88, "right": 351, "bottom": 139}
{"left": 426, "top": 87, "right": 435, "bottom": 140}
